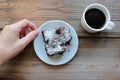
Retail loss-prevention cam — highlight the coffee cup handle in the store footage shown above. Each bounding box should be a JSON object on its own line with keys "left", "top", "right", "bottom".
{"left": 104, "top": 21, "right": 115, "bottom": 31}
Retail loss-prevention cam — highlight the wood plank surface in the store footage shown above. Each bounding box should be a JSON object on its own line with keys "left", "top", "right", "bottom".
{"left": 0, "top": 0, "right": 120, "bottom": 37}
{"left": 1, "top": 38, "right": 120, "bottom": 80}
{"left": 0, "top": 0, "right": 120, "bottom": 80}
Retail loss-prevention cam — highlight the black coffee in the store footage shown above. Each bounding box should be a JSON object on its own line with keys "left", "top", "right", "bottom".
{"left": 85, "top": 8, "right": 106, "bottom": 29}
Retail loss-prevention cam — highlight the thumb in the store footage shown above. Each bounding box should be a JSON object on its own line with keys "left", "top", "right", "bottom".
{"left": 20, "top": 30, "right": 39, "bottom": 47}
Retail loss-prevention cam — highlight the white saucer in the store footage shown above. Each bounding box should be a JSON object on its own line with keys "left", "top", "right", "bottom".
{"left": 33, "top": 20, "right": 79, "bottom": 65}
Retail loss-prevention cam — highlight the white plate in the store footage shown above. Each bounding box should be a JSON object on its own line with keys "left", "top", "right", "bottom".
{"left": 33, "top": 20, "right": 79, "bottom": 65}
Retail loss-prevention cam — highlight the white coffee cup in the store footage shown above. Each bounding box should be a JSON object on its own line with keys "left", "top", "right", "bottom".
{"left": 81, "top": 3, "right": 115, "bottom": 33}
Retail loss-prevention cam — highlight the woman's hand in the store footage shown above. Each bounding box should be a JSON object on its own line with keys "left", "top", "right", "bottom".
{"left": 0, "top": 19, "right": 39, "bottom": 65}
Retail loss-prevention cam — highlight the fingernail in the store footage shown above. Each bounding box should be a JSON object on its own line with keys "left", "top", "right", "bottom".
{"left": 33, "top": 29, "right": 39, "bottom": 35}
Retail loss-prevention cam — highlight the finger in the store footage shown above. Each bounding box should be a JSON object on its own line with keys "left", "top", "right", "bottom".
{"left": 26, "top": 27, "right": 33, "bottom": 32}
{"left": 19, "top": 30, "right": 39, "bottom": 47}
{"left": 19, "top": 31, "right": 25, "bottom": 39}
{"left": 21, "top": 27, "right": 31, "bottom": 35}
{"left": 11, "top": 19, "right": 37, "bottom": 32}
{"left": 19, "top": 26, "right": 34, "bottom": 39}
{"left": 24, "top": 28, "right": 30, "bottom": 35}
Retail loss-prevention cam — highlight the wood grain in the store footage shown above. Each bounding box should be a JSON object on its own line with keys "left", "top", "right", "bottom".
{"left": 1, "top": 39, "right": 120, "bottom": 80}
{"left": 0, "top": 0, "right": 120, "bottom": 80}
{"left": 0, "top": 0, "right": 120, "bottom": 37}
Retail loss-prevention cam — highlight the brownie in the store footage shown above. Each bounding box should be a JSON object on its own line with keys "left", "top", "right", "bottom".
{"left": 42, "top": 27, "right": 72, "bottom": 56}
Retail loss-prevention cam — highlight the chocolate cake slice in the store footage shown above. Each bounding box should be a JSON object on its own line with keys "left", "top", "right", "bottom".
{"left": 42, "top": 27, "right": 72, "bottom": 56}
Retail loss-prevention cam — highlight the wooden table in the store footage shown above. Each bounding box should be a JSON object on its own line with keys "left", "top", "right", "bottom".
{"left": 0, "top": 0, "right": 120, "bottom": 80}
